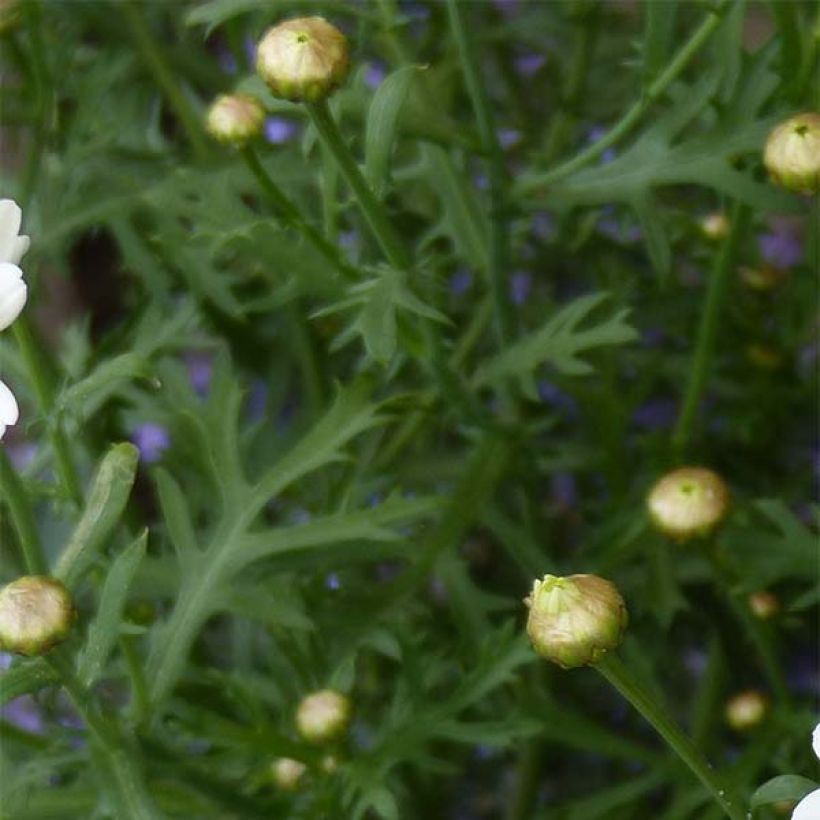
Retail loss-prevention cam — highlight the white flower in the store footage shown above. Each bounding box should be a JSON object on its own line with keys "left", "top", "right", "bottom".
{"left": 0, "top": 262, "right": 27, "bottom": 332}
{"left": 793, "top": 723, "right": 820, "bottom": 820}
{"left": 0, "top": 199, "right": 30, "bottom": 266}
{"left": 0, "top": 379, "right": 19, "bottom": 440}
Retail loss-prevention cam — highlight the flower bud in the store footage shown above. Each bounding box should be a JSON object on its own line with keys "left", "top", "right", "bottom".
{"left": 0, "top": 262, "right": 27, "bottom": 332}
{"left": 646, "top": 467, "right": 729, "bottom": 541}
{"left": 748, "top": 590, "right": 779, "bottom": 620}
{"left": 0, "top": 576, "right": 75, "bottom": 656}
{"left": 525, "top": 574, "right": 628, "bottom": 669}
{"left": 271, "top": 757, "right": 306, "bottom": 791}
{"left": 205, "top": 94, "right": 264, "bottom": 146}
{"left": 296, "top": 689, "right": 351, "bottom": 744}
{"left": 725, "top": 689, "right": 768, "bottom": 731}
{"left": 0, "top": 378, "right": 19, "bottom": 441}
{"left": 256, "top": 17, "right": 349, "bottom": 103}
{"left": 700, "top": 212, "right": 730, "bottom": 241}
{"left": 764, "top": 112, "right": 820, "bottom": 194}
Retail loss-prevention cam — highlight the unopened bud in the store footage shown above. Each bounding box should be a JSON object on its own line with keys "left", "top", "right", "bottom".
{"left": 256, "top": 17, "right": 349, "bottom": 103}
{"left": 0, "top": 576, "right": 75, "bottom": 656}
{"left": 206, "top": 94, "right": 264, "bottom": 146}
{"left": 271, "top": 757, "right": 306, "bottom": 791}
{"left": 525, "top": 574, "right": 628, "bottom": 669}
{"left": 647, "top": 467, "right": 729, "bottom": 541}
{"left": 725, "top": 689, "right": 768, "bottom": 731}
{"left": 764, "top": 112, "right": 820, "bottom": 195}
{"left": 296, "top": 689, "right": 351, "bottom": 744}
{"left": 700, "top": 212, "right": 730, "bottom": 241}
{"left": 748, "top": 590, "right": 779, "bottom": 620}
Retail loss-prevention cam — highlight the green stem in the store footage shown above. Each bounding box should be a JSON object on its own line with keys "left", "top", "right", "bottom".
{"left": 240, "top": 146, "right": 355, "bottom": 280}
{"left": 306, "top": 99, "right": 411, "bottom": 271}
{"left": 596, "top": 654, "right": 745, "bottom": 820}
{"left": 0, "top": 448, "right": 47, "bottom": 574}
{"left": 120, "top": 2, "right": 209, "bottom": 161}
{"left": 13, "top": 316, "right": 83, "bottom": 507}
{"left": 517, "top": 0, "right": 730, "bottom": 195}
{"left": 446, "top": 0, "right": 513, "bottom": 348}
{"left": 672, "top": 203, "right": 749, "bottom": 457}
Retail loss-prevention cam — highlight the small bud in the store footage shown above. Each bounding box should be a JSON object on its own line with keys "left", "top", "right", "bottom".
{"left": 0, "top": 576, "right": 75, "bottom": 656}
{"left": 320, "top": 754, "right": 338, "bottom": 774}
{"left": 646, "top": 467, "right": 730, "bottom": 541}
{"left": 205, "top": 94, "right": 264, "bottom": 146}
{"left": 296, "top": 689, "right": 351, "bottom": 744}
{"left": 764, "top": 112, "right": 820, "bottom": 195}
{"left": 725, "top": 689, "right": 768, "bottom": 731}
{"left": 748, "top": 590, "right": 779, "bottom": 620}
{"left": 256, "top": 17, "right": 349, "bottom": 103}
{"left": 525, "top": 574, "right": 628, "bottom": 669}
{"left": 271, "top": 757, "right": 306, "bottom": 791}
{"left": 700, "top": 212, "right": 730, "bottom": 241}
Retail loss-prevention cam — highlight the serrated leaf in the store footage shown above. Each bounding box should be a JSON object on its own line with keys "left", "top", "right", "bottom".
{"left": 472, "top": 292, "right": 638, "bottom": 386}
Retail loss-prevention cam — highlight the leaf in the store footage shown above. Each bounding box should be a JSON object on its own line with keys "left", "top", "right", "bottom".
{"left": 0, "top": 659, "right": 59, "bottom": 707}
{"left": 472, "top": 292, "right": 638, "bottom": 386}
{"left": 365, "top": 66, "right": 423, "bottom": 197}
{"left": 631, "top": 191, "right": 670, "bottom": 280}
{"left": 751, "top": 775, "right": 818, "bottom": 809}
{"left": 78, "top": 532, "right": 147, "bottom": 687}
{"left": 55, "top": 443, "right": 139, "bottom": 592}
{"left": 154, "top": 469, "right": 199, "bottom": 571}
{"left": 58, "top": 353, "right": 150, "bottom": 419}
{"left": 642, "top": 2, "right": 678, "bottom": 90}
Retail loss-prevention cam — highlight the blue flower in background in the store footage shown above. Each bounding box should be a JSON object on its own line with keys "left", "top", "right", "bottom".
{"left": 632, "top": 398, "right": 677, "bottom": 431}
{"left": 537, "top": 380, "right": 578, "bottom": 419}
{"left": 365, "top": 61, "right": 387, "bottom": 89}
{"left": 131, "top": 423, "right": 170, "bottom": 463}
{"left": 759, "top": 224, "right": 801, "bottom": 269}
{"left": 450, "top": 269, "right": 473, "bottom": 296}
{"left": 264, "top": 116, "right": 298, "bottom": 145}
{"left": 514, "top": 53, "right": 546, "bottom": 77}
{"left": 510, "top": 271, "right": 532, "bottom": 305}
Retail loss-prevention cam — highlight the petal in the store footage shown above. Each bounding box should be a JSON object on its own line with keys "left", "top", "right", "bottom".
{"left": 0, "top": 379, "right": 19, "bottom": 439}
{"left": 9, "top": 234, "right": 30, "bottom": 266}
{"left": 813, "top": 722, "right": 820, "bottom": 761}
{"left": 793, "top": 788, "right": 820, "bottom": 820}
{"left": 0, "top": 200, "right": 23, "bottom": 265}
{"left": 0, "top": 263, "right": 27, "bottom": 331}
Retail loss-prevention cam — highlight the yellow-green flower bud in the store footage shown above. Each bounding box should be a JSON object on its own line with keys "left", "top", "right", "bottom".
{"left": 0, "top": 576, "right": 75, "bottom": 656}
{"left": 525, "top": 574, "right": 628, "bottom": 669}
{"left": 256, "top": 17, "right": 349, "bottom": 103}
{"left": 700, "top": 212, "right": 730, "bottom": 241}
{"left": 295, "top": 689, "right": 351, "bottom": 744}
{"left": 271, "top": 757, "right": 306, "bottom": 791}
{"left": 725, "top": 689, "right": 768, "bottom": 731}
{"left": 764, "top": 112, "right": 820, "bottom": 194}
{"left": 748, "top": 590, "right": 779, "bottom": 620}
{"left": 206, "top": 94, "right": 264, "bottom": 146}
{"left": 646, "top": 467, "right": 730, "bottom": 541}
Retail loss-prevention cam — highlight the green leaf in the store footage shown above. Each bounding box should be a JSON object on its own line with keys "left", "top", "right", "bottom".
{"left": 58, "top": 353, "right": 150, "bottom": 419}
{"left": 78, "top": 532, "right": 147, "bottom": 687}
{"left": 631, "top": 192, "right": 670, "bottom": 280}
{"left": 365, "top": 66, "right": 423, "bottom": 197}
{"left": 0, "top": 659, "right": 59, "bottom": 707}
{"left": 751, "top": 775, "right": 818, "bottom": 809}
{"left": 55, "top": 443, "right": 139, "bottom": 592}
{"left": 472, "top": 292, "right": 638, "bottom": 386}
{"left": 642, "top": 1, "right": 678, "bottom": 90}
{"left": 154, "top": 469, "right": 199, "bottom": 571}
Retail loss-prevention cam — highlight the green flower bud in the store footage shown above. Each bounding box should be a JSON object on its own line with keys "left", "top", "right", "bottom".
{"left": 646, "top": 467, "right": 729, "bottom": 541}
{"left": 205, "top": 94, "right": 264, "bottom": 146}
{"left": 271, "top": 757, "right": 306, "bottom": 791}
{"left": 725, "top": 689, "right": 768, "bottom": 731}
{"left": 748, "top": 590, "right": 779, "bottom": 620}
{"left": 295, "top": 689, "right": 351, "bottom": 744}
{"left": 256, "top": 17, "right": 349, "bottom": 103}
{"left": 699, "top": 211, "right": 730, "bottom": 241}
{"left": 764, "top": 112, "right": 820, "bottom": 195}
{"left": 525, "top": 574, "right": 628, "bottom": 669}
{"left": 0, "top": 576, "right": 75, "bottom": 656}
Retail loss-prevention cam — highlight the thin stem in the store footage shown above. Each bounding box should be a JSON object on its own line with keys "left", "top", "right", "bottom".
{"left": 596, "top": 654, "right": 745, "bottom": 820}
{"left": 517, "top": 0, "right": 730, "bottom": 195}
{"left": 120, "top": 2, "right": 209, "bottom": 161}
{"left": 240, "top": 146, "right": 356, "bottom": 280}
{"left": 446, "top": 0, "right": 513, "bottom": 348}
{"left": 0, "top": 448, "right": 47, "bottom": 574}
{"left": 672, "top": 202, "right": 749, "bottom": 457}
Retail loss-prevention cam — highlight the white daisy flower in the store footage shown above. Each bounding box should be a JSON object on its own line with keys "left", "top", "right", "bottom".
{"left": 0, "top": 199, "right": 30, "bottom": 266}
{"left": 0, "top": 262, "right": 27, "bottom": 332}
{"left": 793, "top": 723, "right": 820, "bottom": 820}
{"left": 0, "top": 379, "right": 19, "bottom": 440}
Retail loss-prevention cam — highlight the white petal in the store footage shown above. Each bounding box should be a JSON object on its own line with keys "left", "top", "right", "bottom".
{"left": 0, "top": 263, "right": 27, "bottom": 331}
{"left": 0, "top": 379, "right": 19, "bottom": 440}
{"left": 793, "top": 788, "right": 820, "bottom": 820}
{"left": 0, "top": 200, "right": 25, "bottom": 265}
{"left": 813, "top": 722, "right": 820, "bottom": 762}
{"left": 9, "top": 235, "right": 30, "bottom": 266}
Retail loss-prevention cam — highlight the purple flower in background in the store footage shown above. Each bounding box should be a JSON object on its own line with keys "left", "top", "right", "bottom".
{"left": 326, "top": 573, "right": 341, "bottom": 590}
{"left": 185, "top": 352, "right": 213, "bottom": 397}
{"left": 642, "top": 327, "right": 666, "bottom": 348}
{"left": 759, "top": 225, "right": 802, "bottom": 269}
{"left": 533, "top": 210, "right": 555, "bottom": 242}
{"left": 587, "top": 125, "right": 616, "bottom": 164}
{"left": 338, "top": 230, "right": 359, "bottom": 256}
{"left": 473, "top": 172, "right": 489, "bottom": 190}
{"left": 632, "top": 398, "right": 677, "bottom": 431}
{"left": 243, "top": 34, "right": 257, "bottom": 65}
{"left": 2, "top": 695, "right": 44, "bottom": 734}
{"left": 365, "top": 61, "right": 387, "bottom": 89}
{"left": 451, "top": 269, "right": 473, "bottom": 296}
{"left": 131, "top": 423, "right": 170, "bottom": 463}
{"left": 494, "top": 0, "right": 520, "bottom": 17}
{"left": 510, "top": 271, "right": 532, "bottom": 305}
{"left": 247, "top": 380, "right": 268, "bottom": 421}
{"left": 537, "top": 380, "right": 577, "bottom": 419}
{"left": 217, "top": 48, "right": 238, "bottom": 75}
{"left": 264, "top": 116, "right": 298, "bottom": 145}
{"left": 7, "top": 441, "right": 37, "bottom": 470}
{"left": 514, "top": 53, "right": 546, "bottom": 77}
{"left": 550, "top": 471, "right": 577, "bottom": 509}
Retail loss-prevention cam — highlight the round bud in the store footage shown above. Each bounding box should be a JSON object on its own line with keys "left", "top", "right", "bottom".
{"left": 748, "top": 590, "right": 779, "bottom": 620}
{"left": 296, "top": 689, "right": 351, "bottom": 744}
{"left": 525, "top": 574, "right": 628, "bottom": 669}
{"left": 764, "top": 112, "right": 820, "bottom": 195}
{"left": 205, "top": 94, "right": 264, "bottom": 146}
{"left": 0, "top": 576, "right": 75, "bottom": 656}
{"left": 725, "top": 689, "right": 768, "bottom": 731}
{"left": 700, "top": 212, "right": 730, "bottom": 241}
{"left": 256, "top": 17, "right": 349, "bottom": 103}
{"left": 271, "top": 757, "right": 306, "bottom": 791}
{"left": 646, "top": 467, "right": 730, "bottom": 541}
